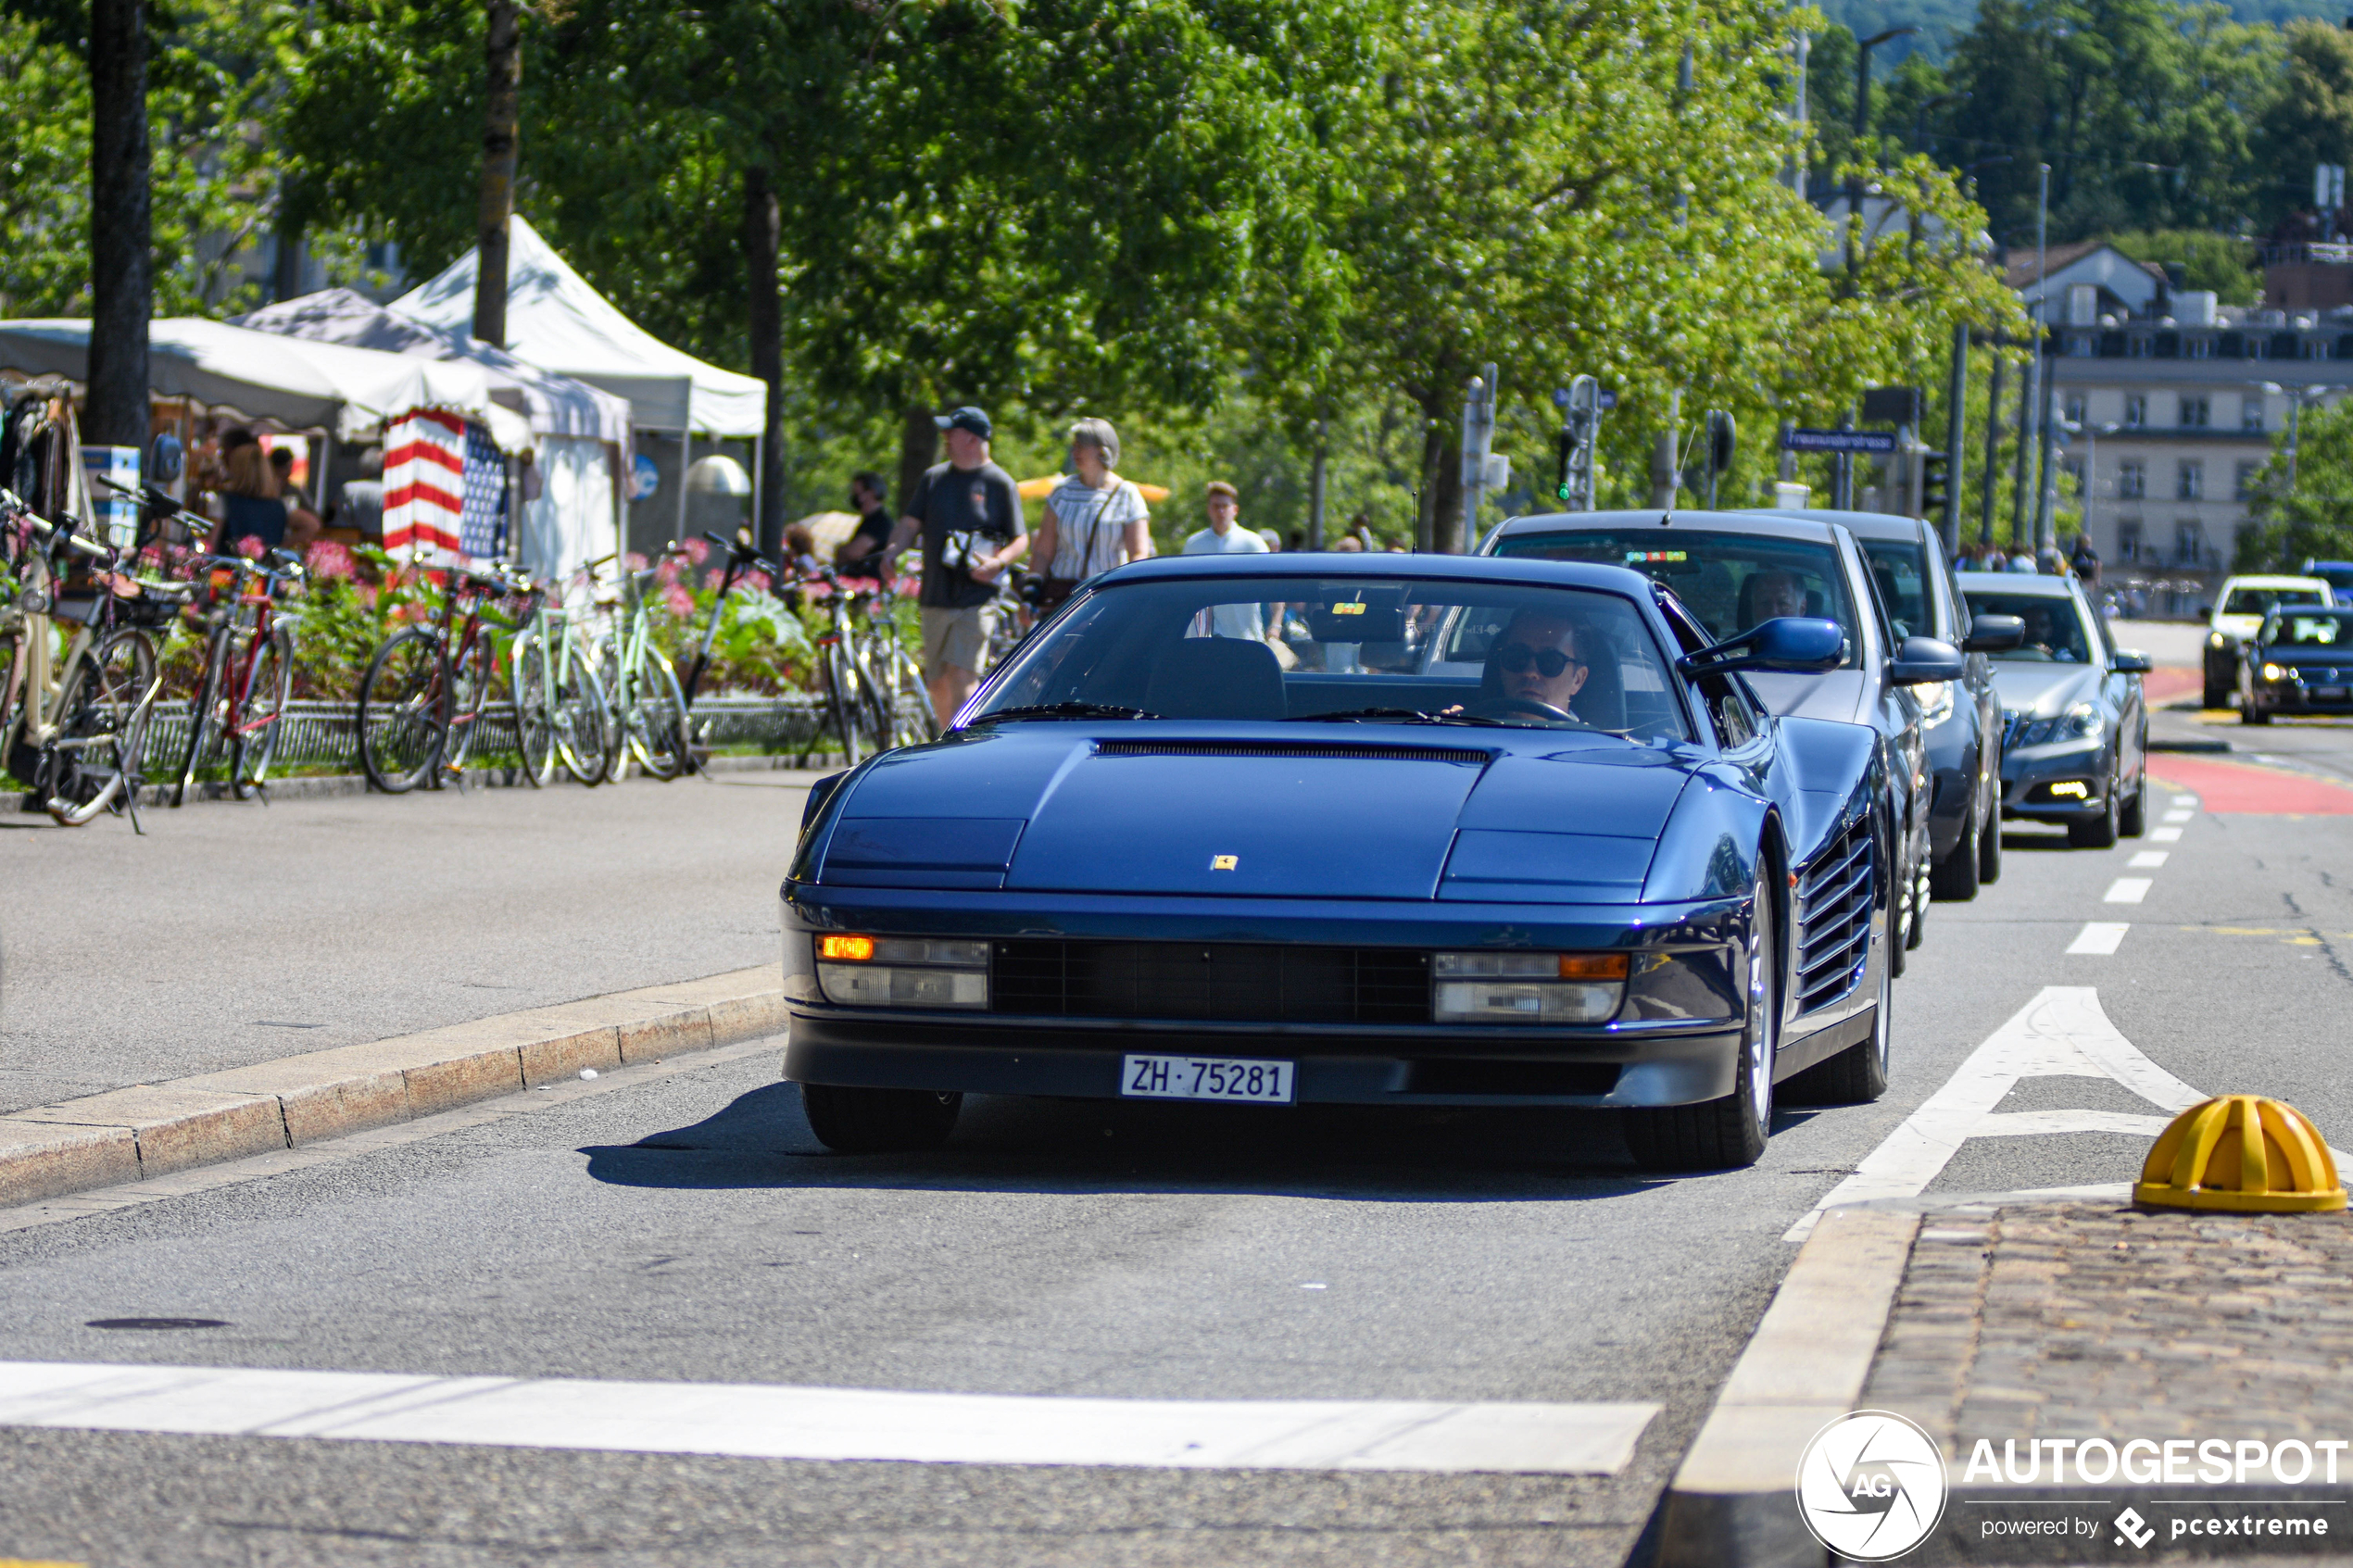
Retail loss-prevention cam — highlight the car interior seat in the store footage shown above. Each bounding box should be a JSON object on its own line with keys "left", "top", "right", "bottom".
{"left": 1144, "top": 634, "right": 1288, "bottom": 720}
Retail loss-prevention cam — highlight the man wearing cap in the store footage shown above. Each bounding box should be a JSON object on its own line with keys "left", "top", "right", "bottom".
{"left": 881, "top": 407, "right": 1029, "bottom": 727}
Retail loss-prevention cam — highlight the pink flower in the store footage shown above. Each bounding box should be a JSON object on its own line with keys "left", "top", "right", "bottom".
{"left": 400, "top": 600, "right": 431, "bottom": 623}
{"left": 305, "top": 540, "right": 357, "bottom": 581}
{"left": 663, "top": 583, "right": 695, "bottom": 617}
{"left": 235, "top": 533, "right": 265, "bottom": 559}
{"left": 655, "top": 555, "right": 683, "bottom": 587}
{"left": 683, "top": 537, "right": 710, "bottom": 565}
{"left": 624, "top": 551, "right": 648, "bottom": 571}
{"left": 743, "top": 569, "right": 772, "bottom": 596}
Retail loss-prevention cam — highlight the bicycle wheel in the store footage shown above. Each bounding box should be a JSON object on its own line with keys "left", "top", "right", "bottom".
{"left": 823, "top": 640, "right": 868, "bottom": 766}
{"left": 559, "top": 639, "right": 612, "bottom": 785}
{"left": 46, "top": 629, "right": 157, "bottom": 826}
{"left": 173, "top": 630, "right": 225, "bottom": 808}
{"left": 357, "top": 627, "right": 448, "bottom": 794}
{"left": 625, "top": 644, "right": 689, "bottom": 781}
{"left": 887, "top": 643, "right": 938, "bottom": 747}
{"left": 443, "top": 629, "right": 498, "bottom": 774}
{"left": 511, "top": 629, "right": 557, "bottom": 786}
{"left": 230, "top": 627, "right": 294, "bottom": 800}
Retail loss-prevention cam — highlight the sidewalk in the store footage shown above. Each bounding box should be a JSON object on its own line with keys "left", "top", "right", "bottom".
{"left": 1660, "top": 1199, "right": 2353, "bottom": 1566}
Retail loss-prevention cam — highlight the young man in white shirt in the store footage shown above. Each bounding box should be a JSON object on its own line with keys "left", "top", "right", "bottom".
{"left": 1180, "top": 481, "right": 1270, "bottom": 640}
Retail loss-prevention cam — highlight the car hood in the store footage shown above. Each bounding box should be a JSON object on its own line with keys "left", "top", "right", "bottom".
{"left": 1991, "top": 662, "right": 2102, "bottom": 716}
{"left": 1745, "top": 670, "right": 1870, "bottom": 725}
{"left": 814, "top": 726, "right": 1703, "bottom": 902}
{"left": 2214, "top": 615, "right": 2264, "bottom": 641}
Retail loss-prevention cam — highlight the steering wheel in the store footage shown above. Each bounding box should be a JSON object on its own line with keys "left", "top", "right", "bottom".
{"left": 1467, "top": 696, "right": 1581, "bottom": 724}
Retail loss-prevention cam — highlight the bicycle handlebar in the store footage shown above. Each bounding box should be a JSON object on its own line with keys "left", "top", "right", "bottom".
{"left": 2, "top": 491, "right": 111, "bottom": 563}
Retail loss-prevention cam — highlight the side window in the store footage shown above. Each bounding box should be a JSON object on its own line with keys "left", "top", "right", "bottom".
{"left": 1655, "top": 590, "right": 1756, "bottom": 747}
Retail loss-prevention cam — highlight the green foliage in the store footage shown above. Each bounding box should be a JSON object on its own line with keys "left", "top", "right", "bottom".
{"left": 2255, "top": 19, "right": 2353, "bottom": 224}
{"left": 2236, "top": 402, "right": 2353, "bottom": 570}
{"left": 2108, "top": 229, "right": 2261, "bottom": 303}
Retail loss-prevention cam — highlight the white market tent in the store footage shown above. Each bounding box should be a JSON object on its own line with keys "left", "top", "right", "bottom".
{"left": 393, "top": 217, "right": 766, "bottom": 437}
{"left": 232, "top": 288, "right": 636, "bottom": 579}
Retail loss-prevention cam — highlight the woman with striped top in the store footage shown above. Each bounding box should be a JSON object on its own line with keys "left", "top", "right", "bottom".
{"left": 1033, "top": 417, "right": 1152, "bottom": 610}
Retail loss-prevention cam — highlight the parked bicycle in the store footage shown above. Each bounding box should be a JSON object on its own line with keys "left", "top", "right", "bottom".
{"left": 355, "top": 558, "right": 537, "bottom": 793}
{"left": 588, "top": 552, "right": 689, "bottom": 782}
{"left": 510, "top": 569, "right": 612, "bottom": 788}
{"left": 795, "top": 562, "right": 937, "bottom": 766}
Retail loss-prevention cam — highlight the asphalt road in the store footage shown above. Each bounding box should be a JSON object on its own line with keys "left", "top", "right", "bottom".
{"left": 1, "top": 691, "right": 2348, "bottom": 1566}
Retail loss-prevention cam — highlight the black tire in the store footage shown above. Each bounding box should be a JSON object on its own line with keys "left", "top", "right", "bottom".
{"left": 1624, "top": 869, "right": 1779, "bottom": 1172}
{"left": 1931, "top": 810, "right": 1982, "bottom": 900}
{"left": 45, "top": 629, "right": 156, "bottom": 825}
{"left": 174, "top": 631, "right": 225, "bottom": 807}
{"left": 2067, "top": 773, "right": 2121, "bottom": 848}
{"left": 442, "top": 630, "right": 497, "bottom": 773}
{"left": 1884, "top": 812, "right": 1907, "bottom": 980}
{"left": 2240, "top": 702, "right": 2271, "bottom": 725}
{"left": 1783, "top": 934, "right": 1894, "bottom": 1106}
{"left": 561, "top": 644, "right": 613, "bottom": 785}
{"left": 1905, "top": 852, "right": 1928, "bottom": 949}
{"left": 824, "top": 642, "right": 868, "bottom": 766}
{"left": 512, "top": 631, "right": 557, "bottom": 786}
{"left": 625, "top": 646, "right": 689, "bottom": 781}
{"left": 357, "top": 627, "right": 449, "bottom": 794}
{"left": 2120, "top": 780, "right": 2146, "bottom": 838}
{"left": 230, "top": 627, "right": 293, "bottom": 800}
{"left": 801, "top": 1084, "right": 963, "bottom": 1154}
{"left": 2202, "top": 682, "right": 2231, "bottom": 709}
{"left": 1978, "top": 801, "right": 2004, "bottom": 884}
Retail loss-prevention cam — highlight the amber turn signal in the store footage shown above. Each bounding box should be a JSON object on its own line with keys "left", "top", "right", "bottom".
{"left": 1559, "top": 954, "right": 1630, "bottom": 981}
{"left": 819, "top": 934, "right": 876, "bottom": 962}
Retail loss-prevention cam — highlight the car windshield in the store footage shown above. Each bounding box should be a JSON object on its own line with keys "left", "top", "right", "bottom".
{"left": 971, "top": 574, "right": 1692, "bottom": 738}
{"left": 1861, "top": 541, "right": 1930, "bottom": 639}
{"left": 1494, "top": 530, "right": 1858, "bottom": 665}
{"left": 2273, "top": 611, "right": 2353, "bottom": 646}
{"left": 1964, "top": 591, "right": 2092, "bottom": 662}
{"left": 2222, "top": 585, "right": 2326, "bottom": 616}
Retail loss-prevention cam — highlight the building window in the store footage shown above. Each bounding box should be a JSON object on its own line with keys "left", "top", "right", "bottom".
{"left": 2247, "top": 336, "right": 2271, "bottom": 360}
{"left": 2186, "top": 336, "right": 2214, "bottom": 359}
{"left": 2129, "top": 336, "right": 2155, "bottom": 358}
{"left": 2235, "top": 459, "right": 2263, "bottom": 499}
{"left": 2118, "top": 459, "right": 2146, "bottom": 498}
{"left": 2065, "top": 394, "right": 2087, "bottom": 425}
{"left": 2178, "top": 459, "right": 2204, "bottom": 500}
{"left": 2177, "top": 521, "right": 2207, "bottom": 565}
{"left": 2118, "top": 519, "right": 2143, "bottom": 562}
{"left": 2308, "top": 336, "right": 2334, "bottom": 360}
{"left": 2068, "top": 282, "right": 2098, "bottom": 326}
{"left": 2180, "top": 395, "right": 2209, "bottom": 427}
{"left": 2124, "top": 394, "right": 2147, "bottom": 427}
{"left": 2243, "top": 399, "right": 2265, "bottom": 433}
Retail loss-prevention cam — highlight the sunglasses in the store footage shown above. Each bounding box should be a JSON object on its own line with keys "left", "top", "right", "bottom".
{"left": 1495, "top": 642, "right": 1582, "bottom": 677}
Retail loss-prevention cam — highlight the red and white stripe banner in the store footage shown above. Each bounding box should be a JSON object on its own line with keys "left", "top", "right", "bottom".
{"left": 383, "top": 408, "right": 466, "bottom": 562}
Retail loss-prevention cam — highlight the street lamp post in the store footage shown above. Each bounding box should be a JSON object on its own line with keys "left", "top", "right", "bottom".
{"left": 1843, "top": 27, "right": 1919, "bottom": 278}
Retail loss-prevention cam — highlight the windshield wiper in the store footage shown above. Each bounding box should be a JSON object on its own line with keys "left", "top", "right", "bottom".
{"left": 966, "top": 702, "right": 1161, "bottom": 724}
{"left": 1288, "top": 707, "right": 1509, "bottom": 726}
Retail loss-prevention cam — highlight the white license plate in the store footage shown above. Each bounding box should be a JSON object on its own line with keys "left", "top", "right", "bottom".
{"left": 2314, "top": 686, "right": 2347, "bottom": 702}
{"left": 1120, "top": 1054, "right": 1295, "bottom": 1104}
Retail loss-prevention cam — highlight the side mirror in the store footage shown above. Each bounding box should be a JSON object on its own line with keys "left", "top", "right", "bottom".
{"left": 1889, "top": 634, "right": 1966, "bottom": 685}
{"left": 2112, "top": 649, "right": 2153, "bottom": 673}
{"left": 1961, "top": 613, "right": 2024, "bottom": 653}
{"left": 1678, "top": 616, "right": 1845, "bottom": 677}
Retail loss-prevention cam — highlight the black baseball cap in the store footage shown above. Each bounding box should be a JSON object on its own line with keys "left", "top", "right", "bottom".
{"left": 934, "top": 406, "right": 991, "bottom": 439}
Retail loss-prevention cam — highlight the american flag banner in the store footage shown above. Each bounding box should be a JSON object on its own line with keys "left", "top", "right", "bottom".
{"left": 459, "top": 423, "right": 507, "bottom": 561}
{"left": 383, "top": 408, "right": 467, "bottom": 561}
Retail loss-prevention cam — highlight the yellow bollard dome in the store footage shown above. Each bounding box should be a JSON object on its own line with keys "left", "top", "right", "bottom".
{"left": 2134, "top": 1096, "right": 2347, "bottom": 1213}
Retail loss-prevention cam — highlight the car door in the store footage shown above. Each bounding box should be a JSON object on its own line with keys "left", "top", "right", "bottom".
{"left": 2093, "top": 597, "right": 2145, "bottom": 784}
{"left": 1924, "top": 527, "right": 1998, "bottom": 828}
{"left": 1843, "top": 531, "right": 1929, "bottom": 923}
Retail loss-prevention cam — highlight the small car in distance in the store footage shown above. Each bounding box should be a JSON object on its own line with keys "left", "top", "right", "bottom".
{"left": 785, "top": 553, "right": 1910, "bottom": 1173}
{"left": 2204, "top": 575, "right": 2333, "bottom": 709}
{"left": 1958, "top": 571, "right": 2150, "bottom": 847}
{"left": 2239, "top": 605, "right": 2353, "bottom": 722}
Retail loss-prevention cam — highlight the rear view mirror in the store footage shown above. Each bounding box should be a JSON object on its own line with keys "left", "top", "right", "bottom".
{"left": 1678, "top": 616, "right": 1845, "bottom": 677}
{"left": 1962, "top": 614, "right": 2024, "bottom": 653}
{"left": 1889, "top": 634, "right": 1966, "bottom": 685}
{"left": 2112, "top": 649, "right": 2153, "bottom": 673}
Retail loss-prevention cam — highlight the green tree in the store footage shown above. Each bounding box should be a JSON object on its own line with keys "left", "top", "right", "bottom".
{"left": 2108, "top": 228, "right": 2261, "bottom": 302}
{"left": 2256, "top": 18, "right": 2353, "bottom": 224}
{"left": 2236, "top": 400, "right": 2353, "bottom": 569}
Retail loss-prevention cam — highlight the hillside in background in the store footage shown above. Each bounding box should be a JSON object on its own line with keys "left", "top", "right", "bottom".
{"left": 1818, "top": 0, "right": 2342, "bottom": 60}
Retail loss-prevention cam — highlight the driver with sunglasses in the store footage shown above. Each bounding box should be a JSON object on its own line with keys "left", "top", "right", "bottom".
{"left": 1487, "top": 609, "right": 1591, "bottom": 716}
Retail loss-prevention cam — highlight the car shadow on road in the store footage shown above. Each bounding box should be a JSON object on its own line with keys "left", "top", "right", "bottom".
{"left": 577, "top": 1081, "right": 1806, "bottom": 1204}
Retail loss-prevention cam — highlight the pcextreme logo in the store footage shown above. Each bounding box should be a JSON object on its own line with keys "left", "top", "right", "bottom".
{"left": 1795, "top": 1410, "right": 1951, "bottom": 1562}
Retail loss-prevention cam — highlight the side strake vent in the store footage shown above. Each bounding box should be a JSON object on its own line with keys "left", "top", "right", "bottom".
{"left": 1092, "top": 740, "right": 1491, "bottom": 765}
{"left": 1793, "top": 817, "right": 1873, "bottom": 1014}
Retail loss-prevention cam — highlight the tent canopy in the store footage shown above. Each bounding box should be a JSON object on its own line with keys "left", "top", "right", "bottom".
{"left": 233, "top": 288, "right": 634, "bottom": 447}
{"left": 393, "top": 217, "right": 768, "bottom": 437}
{"left": 0, "top": 318, "right": 534, "bottom": 451}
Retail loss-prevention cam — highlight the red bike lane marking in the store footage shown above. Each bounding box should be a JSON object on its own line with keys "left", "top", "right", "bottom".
{"left": 2145, "top": 754, "right": 2353, "bottom": 814}
{"left": 2141, "top": 667, "right": 2201, "bottom": 706}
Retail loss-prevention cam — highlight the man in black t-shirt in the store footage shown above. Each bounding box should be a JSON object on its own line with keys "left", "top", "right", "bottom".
{"left": 837, "top": 470, "right": 895, "bottom": 575}
{"left": 878, "top": 406, "right": 1028, "bottom": 726}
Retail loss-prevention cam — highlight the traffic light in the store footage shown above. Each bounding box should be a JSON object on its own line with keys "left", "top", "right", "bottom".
{"left": 1920, "top": 452, "right": 1952, "bottom": 518}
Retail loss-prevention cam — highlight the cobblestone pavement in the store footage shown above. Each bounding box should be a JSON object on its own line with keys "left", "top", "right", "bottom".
{"left": 1866, "top": 1202, "right": 2353, "bottom": 1454}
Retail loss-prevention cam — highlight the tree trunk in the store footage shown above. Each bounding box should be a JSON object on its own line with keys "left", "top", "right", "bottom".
{"left": 896, "top": 404, "right": 938, "bottom": 520}
{"left": 1419, "top": 414, "right": 1463, "bottom": 554}
{"left": 272, "top": 209, "right": 304, "bottom": 302}
{"left": 743, "top": 161, "right": 785, "bottom": 557}
{"left": 473, "top": 0, "right": 522, "bottom": 346}
{"left": 86, "top": 0, "right": 151, "bottom": 450}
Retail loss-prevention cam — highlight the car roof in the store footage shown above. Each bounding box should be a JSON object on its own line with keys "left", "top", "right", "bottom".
{"left": 1954, "top": 571, "right": 2079, "bottom": 598}
{"left": 2220, "top": 575, "right": 2331, "bottom": 589}
{"left": 1747, "top": 508, "right": 1929, "bottom": 544}
{"left": 1094, "top": 549, "right": 1661, "bottom": 599}
{"left": 1485, "top": 507, "right": 1849, "bottom": 547}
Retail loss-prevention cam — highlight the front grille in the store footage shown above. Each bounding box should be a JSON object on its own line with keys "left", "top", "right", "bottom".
{"left": 991, "top": 940, "right": 1431, "bottom": 1023}
{"left": 1092, "top": 740, "right": 1490, "bottom": 765}
{"left": 1793, "top": 817, "right": 1873, "bottom": 1013}
{"left": 1406, "top": 1060, "right": 1619, "bottom": 1096}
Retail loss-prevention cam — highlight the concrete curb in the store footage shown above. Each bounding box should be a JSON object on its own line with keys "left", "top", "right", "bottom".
{"left": 1655, "top": 1208, "right": 1922, "bottom": 1568}
{"left": 0, "top": 966, "right": 786, "bottom": 1208}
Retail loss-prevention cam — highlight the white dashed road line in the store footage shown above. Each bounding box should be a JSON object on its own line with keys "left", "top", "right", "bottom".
{"left": 2104, "top": 878, "right": 2152, "bottom": 904}
{"left": 0, "top": 1361, "right": 1659, "bottom": 1476}
{"left": 2068, "top": 922, "right": 2131, "bottom": 955}
{"left": 2128, "top": 850, "right": 2169, "bottom": 868}
{"left": 2149, "top": 826, "right": 2183, "bottom": 842}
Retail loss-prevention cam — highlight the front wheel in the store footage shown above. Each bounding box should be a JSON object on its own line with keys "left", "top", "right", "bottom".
{"left": 1783, "top": 932, "right": 1893, "bottom": 1106}
{"left": 511, "top": 631, "right": 557, "bottom": 787}
{"left": 801, "top": 1084, "right": 963, "bottom": 1153}
{"left": 2067, "top": 773, "right": 2122, "bottom": 848}
{"left": 1624, "top": 869, "right": 1779, "bottom": 1172}
{"left": 623, "top": 645, "right": 689, "bottom": 781}
{"left": 442, "top": 630, "right": 499, "bottom": 774}
{"left": 45, "top": 630, "right": 157, "bottom": 826}
{"left": 357, "top": 628, "right": 449, "bottom": 794}
{"left": 1931, "top": 811, "right": 1982, "bottom": 901}
{"left": 174, "top": 631, "right": 225, "bottom": 807}
{"left": 230, "top": 627, "right": 293, "bottom": 799}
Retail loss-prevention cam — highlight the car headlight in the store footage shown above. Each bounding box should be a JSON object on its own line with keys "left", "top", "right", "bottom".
{"left": 2262, "top": 662, "right": 2287, "bottom": 682}
{"left": 2067, "top": 701, "right": 2102, "bottom": 736}
{"left": 816, "top": 934, "right": 989, "bottom": 1009}
{"left": 2209, "top": 631, "right": 2228, "bottom": 648}
{"left": 1433, "top": 951, "right": 1627, "bottom": 1024}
